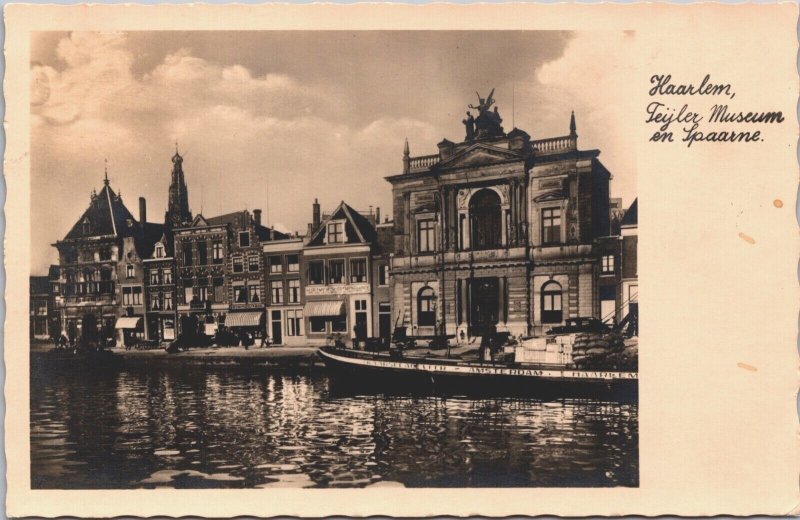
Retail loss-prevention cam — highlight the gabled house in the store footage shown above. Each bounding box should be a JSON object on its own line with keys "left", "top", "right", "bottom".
{"left": 302, "top": 201, "right": 379, "bottom": 345}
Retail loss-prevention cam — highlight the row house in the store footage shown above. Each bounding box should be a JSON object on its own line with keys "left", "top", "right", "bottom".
{"left": 29, "top": 276, "right": 51, "bottom": 340}
{"left": 386, "top": 98, "right": 613, "bottom": 342}
{"left": 263, "top": 237, "right": 305, "bottom": 345}
{"left": 143, "top": 232, "right": 176, "bottom": 341}
{"left": 52, "top": 173, "right": 163, "bottom": 347}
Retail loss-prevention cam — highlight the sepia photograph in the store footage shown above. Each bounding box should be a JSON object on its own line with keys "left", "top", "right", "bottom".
{"left": 28, "top": 30, "right": 640, "bottom": 489}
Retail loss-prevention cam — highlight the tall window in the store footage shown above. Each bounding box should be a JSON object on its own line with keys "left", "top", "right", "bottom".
{"left": 195, "top": 242, "right": 206, "bottom": 265}
{"left": 287, "top": 254, "right": 299, "bottom": 272}
{"left": 248, "top": 284, "right": 261, "bottom": 303}
{"left": 269, "top": 255, "right": 282, "bottom": 273}
{"left": 288, "top": 279, "right": 300, "bottom": 303}
{"left": 212, "top": 241, "right": 223, "bottom": 264}
{"left": 350, "top": 258, "right": 367, "bottom": 283}
{"left": 197, "top": 286, "right": 209, "bottom": 302}
{"left": 286, "top": 309, "right": 303, "bottom": 336}
{"left": 234, "top": 285, "right": 247, "bottom": 304}
{"left": 248, "top": 255, "right": 260, "bottom": 272}
{"left": 163, "top": 292, "right": 173, "bottom": 310}
{"left": 470, "top": 189, "right": 502, "bottom": 250}
{"left": 183, "top": 244, "right": 193, "bottom": 266}
{"left": 213, "top": 277, "right": 224, "bottom": 303}
{"left": 238, "top": 232, "right": 250, "bottom": 247}
{"left": 328, "top": 259, "right": 345, "bottom": 284}
{"left": 308, "top": 261, "right": 324, "bottom": 285}
{"left": 417, "top": 287, "right": 436, "bottom": 327}
{"left": 163, "top": 268, "right": 173, "bottom": 285}
{"left": 122, "top": 286, "right": 142, "bottom": 305}
{"left": 602, "top": 255, "right": 615, "bottom": 274}
{"left": 151, "top": 292, "right": 161, "bottom": 310}
{"left": 541, "top": 207, "right": 562, "bottom": 245}
{"left": 150, "top": 270, "right": 160, "bottom": 285}
{"left": 271, "top": 280, "right": 284, "bottom": 304}
{"left": 233, "top": 257, "right": 244, "bottom": 273}
{"left": 126, "top": 264, "right": 135, "bottom": 278}
{"left": 379, "top": 264, "right": 389, "bottom": 286}
{"left": 418, "top": 219, "right": 436, "bottom": 253}
{"left": 327, "top": 222, "right": 344, "bottom": 243}
{"left": 155, "top": 244, "right": 165, "bottom": 258}
{"left": 541, "top": 281, "right": 563, "bottom": 324}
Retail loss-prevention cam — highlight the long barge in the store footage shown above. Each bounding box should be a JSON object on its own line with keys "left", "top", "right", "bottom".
{"left": 317, "top": 346, "right": 637, "bottom": 400}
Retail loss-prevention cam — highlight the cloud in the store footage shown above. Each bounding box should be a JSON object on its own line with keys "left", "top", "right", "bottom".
{"left": 30, "top": 30, "right": 635, "bottom": 274}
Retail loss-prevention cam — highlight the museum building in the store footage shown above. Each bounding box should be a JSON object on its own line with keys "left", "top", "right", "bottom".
{"left": 386, "top": 93, "right": 613, "bottom": 341}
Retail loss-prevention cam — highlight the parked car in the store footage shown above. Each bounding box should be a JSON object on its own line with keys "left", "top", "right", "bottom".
{"left": 546, "top": 317, "right": 610, "bottom": 335}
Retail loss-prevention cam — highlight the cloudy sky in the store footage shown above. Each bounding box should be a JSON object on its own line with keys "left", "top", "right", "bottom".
{"left": 31, "top": 30, "right": 637, "bottom": 273}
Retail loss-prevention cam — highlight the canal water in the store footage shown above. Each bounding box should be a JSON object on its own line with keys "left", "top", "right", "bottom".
{"left": 31, "top": 363, "right": 638, "bottom": 488}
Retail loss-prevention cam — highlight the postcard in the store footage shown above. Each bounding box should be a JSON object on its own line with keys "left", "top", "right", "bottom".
{"left": 5, "top": 3, "right": 798, "bottom": 517}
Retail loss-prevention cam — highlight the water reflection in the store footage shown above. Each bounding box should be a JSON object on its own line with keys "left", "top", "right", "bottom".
{"left": 31, "top": 364, "right": 638, "bottom": 488}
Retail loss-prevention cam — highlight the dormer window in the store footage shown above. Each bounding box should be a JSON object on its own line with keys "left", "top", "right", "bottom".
{"left": 327, "top": 221, "right": 344, "bottom": 244}
{"left": 81, "top": 218, "right": 91, "bottom": 235}
{"left": 154, "top": 244, "right": 165, "bottom": 258}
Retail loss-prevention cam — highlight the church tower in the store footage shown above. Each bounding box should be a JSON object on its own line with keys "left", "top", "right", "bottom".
{"left": 165, "top": 146, "right": 192, "bottom": 229}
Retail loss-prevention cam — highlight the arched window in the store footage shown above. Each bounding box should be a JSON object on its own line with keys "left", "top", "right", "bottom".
{"left": 470, "top": 189, "right": 502, "bottom": 250}
{"left": 541, "top": 281, "right": 563, "bottom": 324}
{"left": 417, "top": 286, "right": 436, "bottom": 327}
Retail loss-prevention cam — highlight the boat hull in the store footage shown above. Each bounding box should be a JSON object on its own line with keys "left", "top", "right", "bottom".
{"left": 318, "top": 347, "right": 637, "bottom": 400}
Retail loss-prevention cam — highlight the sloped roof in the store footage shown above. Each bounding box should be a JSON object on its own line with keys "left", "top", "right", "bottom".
{"left": 63, "top": 183, "right": 137, "bottom": 240}
{"left": 30, "top": 276, "right": 50, "bottom": 295}
{"left": 48, "top": 265, "right": 60, "bottom": 280}
{"left": 133, "top": 222, "right": 166, "bottom": 259}
{"left": 190, "top": 210, "right": 289, "bottom": 241}
{"left": 307, "top": 201, "right": 377, "bottom": 247}
{"left": 621, "top": 198, "right": 638, "bottom": 227}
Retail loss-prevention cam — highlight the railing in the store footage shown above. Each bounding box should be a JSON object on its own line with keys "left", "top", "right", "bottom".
{"left": 533, "top": 135, "right": 577, "bottom": 154}
{"left": 409, "top": 154, "right": 440, "bottom": 170}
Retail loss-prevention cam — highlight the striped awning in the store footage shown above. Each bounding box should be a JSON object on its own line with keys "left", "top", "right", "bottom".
{"left": 225, "top": 311, "right": 264, "bottom": 328}
{"left": 115, "top": 317, "right": 142, "bottom": 329}
{"left": 305, "top": 300, "right": 345, "bottom": 317}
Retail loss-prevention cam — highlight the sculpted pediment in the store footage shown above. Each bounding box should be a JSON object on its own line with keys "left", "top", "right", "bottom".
{"left": 439, "top": 144, "right": 523, "bottom": 170}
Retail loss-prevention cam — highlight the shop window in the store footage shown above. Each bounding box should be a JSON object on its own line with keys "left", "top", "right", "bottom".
{"left": 541, "top": 208, "right": 562, "bottom": 245}
{"left": 329, "top": 259, "right": 344, "bottom": 284}
{"left": 331, "top": 315, "right": 347, "bottom": 332}
{"left": 309, "top": 317, "right": 327, "bottom": 333}
{"left": 541, "top": 281, "right": 563, "bottom": 323}
{"left": 308, "top": 261, "right": 325, "bottom": 285}
{"left": 350, "top": 258, "right": 367, "bottom": 283}
{"left": 287, "top": 254, "right": 299, "bottom": 272}
{"left": 417, "top": 287, "right": 436, "bottom": 327}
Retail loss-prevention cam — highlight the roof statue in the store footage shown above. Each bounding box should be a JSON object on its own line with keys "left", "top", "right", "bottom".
{"left": 465, "top": 88, "right": 505, "bottom": 141}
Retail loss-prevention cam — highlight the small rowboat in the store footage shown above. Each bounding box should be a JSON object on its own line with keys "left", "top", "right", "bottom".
{"left": 317, "top": 346, "right": 637, "bottom": 400}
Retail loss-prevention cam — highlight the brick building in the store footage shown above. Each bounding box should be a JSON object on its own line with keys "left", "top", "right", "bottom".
{"left": 386, "top": 96, "right": 613, "bottom": 342}
{"left": 30, "top": 276, "right": 51, "bottom": 340}
{"left": 263, "top": 237, "right": 305, "bottom": 345}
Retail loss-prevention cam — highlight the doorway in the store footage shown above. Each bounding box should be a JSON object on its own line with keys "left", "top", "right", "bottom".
{"left": 378, "top": 302, "right": 391, "bottom": 345}
{"left": 469, "top": 277, "right": 499, "bottom": 336}
{"left": 271, "top": 310, "right": 282, "bottom": 345}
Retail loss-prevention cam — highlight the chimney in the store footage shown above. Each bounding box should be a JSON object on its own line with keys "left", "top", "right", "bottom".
{"left": 312, "top": 198, "right": 321, "bottom": 232}
{"left": 139, "top": 197, "right": 147, "bottom": 225}
{"left": 307, "top": 223, "right": 313, "bottom": 236}
{"left": 253, "top": 209, "right": 262, "bottom": 226}
{"left": 375, "top": 207, "right": 381, "bottom": 225}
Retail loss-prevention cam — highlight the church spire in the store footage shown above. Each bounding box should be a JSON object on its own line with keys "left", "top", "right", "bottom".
{"left": 403, "top": 138, "right": 410, "bottom": 174}
{"left": 165, "top": 144, "right": 192, "bottom": 229}
{"left": 103, "top": 158, "right": 109, "bottom": 186}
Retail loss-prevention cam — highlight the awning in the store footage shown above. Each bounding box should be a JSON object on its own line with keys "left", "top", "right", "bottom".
{"left": 115, "top": 317, "right": 142, "bottom": 330}
{"left": 226, "top": 311, "right": 264, "bottom": 328}
{"left": 305, "top": 300, "right": 346, "bottom": 317}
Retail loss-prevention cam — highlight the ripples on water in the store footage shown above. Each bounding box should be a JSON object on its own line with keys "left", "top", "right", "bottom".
{"left": 31, "top": 364, "right": 638, "bottom": 488}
